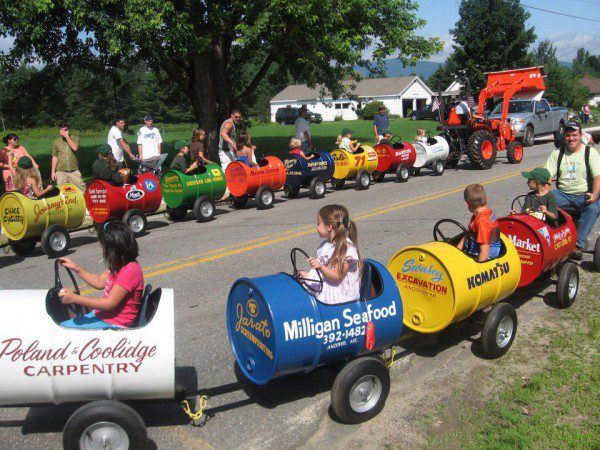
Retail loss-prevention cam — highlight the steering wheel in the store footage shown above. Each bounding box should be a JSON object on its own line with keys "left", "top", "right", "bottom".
{"left": 433, "top": 219, "right": 470, "bottom": 243}
{"left": 53, "top": 259, "right": 83, "bottom": 316}
{"left": 511, "top": 194, "right": 544, "bottom": 214}
{"left": 290, "top": 247, "right": 324, "bottom": 294}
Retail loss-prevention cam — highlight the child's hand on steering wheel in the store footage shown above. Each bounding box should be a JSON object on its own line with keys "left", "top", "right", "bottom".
{"left": 59, "top": 257, "right": 79, "bottom": 272}
{"left": 308, "top": 257, "right": 322, "bottom": 270}
{"left": 58, "top": 288, "right": 77, "bottom": 304}
{"left": 539, "top": 205, "right": 548, "bottom": 213}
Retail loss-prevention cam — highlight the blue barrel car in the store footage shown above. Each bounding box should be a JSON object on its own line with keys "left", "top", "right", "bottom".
{"left": 227, "top": 249, "right": 403, "bottom": 423}
{"left": 283, "top": 151, "right": 334, "bottom": 199}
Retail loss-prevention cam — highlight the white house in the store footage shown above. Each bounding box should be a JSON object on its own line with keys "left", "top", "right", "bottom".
{"left": 270, "top": 76, "right": 434, "bottom": 122}
{"left": 442, "top": 80, "right": 463, "bottom": 98}
{"left": 579, "top": 77, "right": 600, "bottom": 107}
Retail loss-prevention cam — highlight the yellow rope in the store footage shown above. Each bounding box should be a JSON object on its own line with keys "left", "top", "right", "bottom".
{"left": 180, "top": 395, "right": 209, "bottom": 422}
{"left": 386, "top": 347, "right": 397, "bottom": 369}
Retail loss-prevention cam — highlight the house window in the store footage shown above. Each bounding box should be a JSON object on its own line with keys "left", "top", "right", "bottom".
{"left": 342, "top": 103, "right": 350, "bottom": 109}
{"left": 335, "top": 103, "right": 342, "bottom": 109}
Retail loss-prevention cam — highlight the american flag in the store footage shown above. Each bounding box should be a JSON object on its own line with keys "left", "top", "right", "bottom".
{"left": 431, "top": 97, "right": 440, "bottom": 112}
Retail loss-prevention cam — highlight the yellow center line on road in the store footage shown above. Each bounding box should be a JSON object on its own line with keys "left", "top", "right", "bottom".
{"left": 79, "top": 165, "right": 534, "bottom": 294}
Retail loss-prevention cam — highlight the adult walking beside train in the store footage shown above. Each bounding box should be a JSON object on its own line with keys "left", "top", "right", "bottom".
{"left": 373, "top": 105, "right": 390, "bottom": 143}
{"left": 137, "top": 115, "right": 162, "bottom": 162}
{"left": 546, "top": 121, "right": 600, "bottom": 260}
{"left": 295, "top": 106, "right": 314, "bottom": 153}
{"left": 219, "top": 110, "right": 241, "bottom": 169}
{"left": 108, "top": 118, "right": 136, "bottom": 168}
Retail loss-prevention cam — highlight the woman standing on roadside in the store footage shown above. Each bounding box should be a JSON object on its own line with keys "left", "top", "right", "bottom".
{"left": 3, "top": 133, "right": 38, "bottom": 171}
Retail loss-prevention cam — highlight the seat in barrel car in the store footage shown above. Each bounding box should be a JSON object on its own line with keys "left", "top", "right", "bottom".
{"left": 136, "top": 285, "right": 162, "bottom": 327}
{"left": 359, "top": 261, "right": 383, "bottom": 301}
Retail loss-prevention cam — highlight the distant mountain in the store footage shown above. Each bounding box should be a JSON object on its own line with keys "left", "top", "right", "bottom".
{"left": 355, "top": 59, "right": 442, "bottom": 80}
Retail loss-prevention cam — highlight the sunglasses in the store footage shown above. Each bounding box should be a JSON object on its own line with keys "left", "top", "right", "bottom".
{"left": 233, "top": 115, "right": 242, "bottom": 119}
{"left": 11, "top": 137, "right": 19, "bottom": 141}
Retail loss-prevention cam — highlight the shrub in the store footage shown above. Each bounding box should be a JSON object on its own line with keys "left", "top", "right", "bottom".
{"left": 334, "top": 114, "right": 344, "bottom": 121}
{"left": 356, "top": 101, "right": 385, "bottom": 120}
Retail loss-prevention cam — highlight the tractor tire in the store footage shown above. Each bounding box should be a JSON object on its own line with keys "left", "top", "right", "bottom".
{"left": 506, "top": 141, "right": 524, "bottom": 164}
{"left": 523, "top": 125, "right": 535, "bottom": 147}
{"left": 467, "top": 130, "right": 497, "bottom": 169}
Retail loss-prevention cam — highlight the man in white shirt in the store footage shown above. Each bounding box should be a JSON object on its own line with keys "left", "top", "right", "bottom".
{"left": 294, "top": 106, "right": 314, "bottom": 152}
{"left": 137, "top": 115, "right": 163, "bottom": 161}
{"left": 107, "top": 118, "right": 136, "bottom": 168}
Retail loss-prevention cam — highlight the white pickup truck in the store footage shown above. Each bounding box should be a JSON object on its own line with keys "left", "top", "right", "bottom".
{"left": 488, "top": 98, "right": 569, "bottom": 147}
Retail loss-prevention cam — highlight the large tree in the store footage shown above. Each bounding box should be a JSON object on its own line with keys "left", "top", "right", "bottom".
{"left": 429, "top": 0, "right": 536, "bottom": 94}
{"left": 0, "top": 0, "right": 440, "bottom": 148}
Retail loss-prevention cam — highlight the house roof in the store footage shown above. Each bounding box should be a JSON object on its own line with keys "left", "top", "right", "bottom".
{"left": 579, "top": 77, "right": 600, "bottom": 94}
{"left": 270, "top": 76, "right": 432, "bottom": 102}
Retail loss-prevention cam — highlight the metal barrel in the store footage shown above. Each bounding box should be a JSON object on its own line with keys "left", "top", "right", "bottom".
{"left": 387, "top": 235, "right": 521, "bottom": 334}
{"left": 498, "top": 211, "right": 576, "bottom": 288}
{"left": 227, "top": 259, "right": 403, "bottom": 385}
{"left": 160, "top": 164, "right": 226, "bottom": 209}
{"left": 331, "top": 146, "right": 378, "bottom": 180}
{"left": 225, "top": 156, "right": 286, "bottom": 197}
{"left": 85, "top": 173, "right": 162, "bottom": 222}
{"left": 374, "top": 142, "right": 417, "bottom": 173}
{"left": 412, "top": 136, "right": 450, "bottom": 168}
{"left": 283, "top": 151, "right": 334, "bottom": 189}
{"left": 0, "top": 184, "right": 85, "bottom": 240}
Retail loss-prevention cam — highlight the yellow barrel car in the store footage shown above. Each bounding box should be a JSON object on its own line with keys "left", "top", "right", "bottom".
{"left": 330, "top": 145, "right": 378, "bottom": 190}
{"left": 388, "top": 219, "right": 522, "bottom": 358}
{"left": 0, "top": 185, "right": 85, "bottom": 257}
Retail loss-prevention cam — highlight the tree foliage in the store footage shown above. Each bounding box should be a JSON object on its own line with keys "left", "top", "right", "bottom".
{"left": 356, "top": 101, "right": 385, "bottom": 120}
{"left": 0, "top": 0, "right": 441, "bottom": 148}
{"left": 572, "top": 48, "right": 600, "bottom": 78}
{"left": 428, "top": 0, "right": 536, "bottom": 93}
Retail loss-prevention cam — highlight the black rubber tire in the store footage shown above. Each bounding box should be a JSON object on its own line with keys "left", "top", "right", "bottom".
{"left": 410, "top": 167, "right": 421, "bottom": 176}
{"left": 331, "top": 178, "right": 346, "bottom": 190}
{"left": 556, "top": 261, "right": 579, "bottom": 308}
{"left": 523, "top": 125, "right": 535, "bottom": 147}
{"left": 371, "top": 171, "right": 385, "bottom": 183}
{"left": 330, "top": 357, "right": 390, "bottom": 424}
{"left": 309, "top": 177, "right": 326, "bottom": 199}
{"left": 232, "top": 195, "right": 249, "bottom": 209}
{"left": 432, "top": 159, "right": 445, "bottom": 176}
{"left": 553, "top": 122, "right": 565, "bottom": 143}
{"left": 506, "top": 140, "right": 524, "bottom": 164}
{"left": 193, "top": 195, "right": 216, "bottom": 222}
{"left": 41, "top": 224, "right": 70, "bottom": 258}
{"left": 594, "top": 237, "right": 600, "bottom": 272}
{"left": 122, "top": 209, "right": 146, "bottom": 236}
{"left": 166, "top": 206, "right": 187, "bottom": 221}
{"left": 395, "top": 164, "right": 410, "bottom": 182}
{"left": 284, "top": 185, "right": 300, "bottom": 199}
{"left": 481, "top": 302, "right": 517, "bottom": 359}
{"left": 467, "top": 129, "right": 497, "bottom": 169}
{"left": 9, "top": 238, "right": 36, "bottom": 256}
{"left": 355, "top": 170, "right": 370, "bottom": 190}
{"left": 256, "top": 186, "right": 275, "bottom": 210}
{"left": 63, "top": 400, "right": 147, "bottom": 450}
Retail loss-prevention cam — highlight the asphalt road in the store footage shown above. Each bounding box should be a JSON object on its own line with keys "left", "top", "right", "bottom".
{"left": 0, "top": 138, "right": 594, "bottom": 449}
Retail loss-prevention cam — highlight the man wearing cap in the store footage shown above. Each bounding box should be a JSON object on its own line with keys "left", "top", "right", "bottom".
{"left": 294, "top": 106, "right": 314, "bottom": 153}
{"left": 545, "top": 120, "right": 600, "bottom": 259}
{"left": 170, "top": 140, "right": 201, "bottom": 174}
{"left": 137, "top": 115, "right": 162, "bottom": 162}
{"left": 108, "top": 118, "right": 136, "bottom": 168}
{"left": 92, "top": 144, "right": 123, "bottom": 185}
{"left": 50, "top": 123, "right": 86, "bottom": 191}
{"left": 373, "top": 106, "right": 390, "bottom": 143}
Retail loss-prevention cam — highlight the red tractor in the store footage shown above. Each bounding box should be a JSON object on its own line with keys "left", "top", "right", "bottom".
{"left": 439, "top": 67, "right": 546, "bottom": 169}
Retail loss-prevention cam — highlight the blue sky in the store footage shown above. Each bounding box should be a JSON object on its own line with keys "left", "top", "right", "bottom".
{"left": 416, "top": 0, "right": 600, "bottom": 62}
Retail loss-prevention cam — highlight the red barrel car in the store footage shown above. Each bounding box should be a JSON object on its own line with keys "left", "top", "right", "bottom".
{"left": 498, "top": 195, "right": 578, "bottom": 308}
{"left": 372, "top": 140, "right": 417, "bottom": 182}
{"left": 85, "top": 173, "right": 162, "bottom": 236}
{"left": 225, "top": 156, "right": 286, "bottom": 209}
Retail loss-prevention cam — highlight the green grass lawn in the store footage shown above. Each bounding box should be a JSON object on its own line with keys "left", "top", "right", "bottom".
{"left": 3, "top": 118, "right": 439, "bottom": 183}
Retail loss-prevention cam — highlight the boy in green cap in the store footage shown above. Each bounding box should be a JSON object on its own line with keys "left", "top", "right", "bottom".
{"left": 379, "top": 128, "right": 393, "bottom": 145}
{"left": 92, "top": 143, "right": 124, "bottom": 185}
{"left": 512, "top": 167, "right": 558, "bottom": 225}
{"left": 170, "top": 140, "right": 201, "bottom": 174}
{"left": 336, "top": 128, "right": 359, "bottom": 153}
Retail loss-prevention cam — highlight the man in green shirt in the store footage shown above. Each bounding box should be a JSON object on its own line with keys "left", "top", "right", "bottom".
{"left": 170, "top": 140, "right": 200, "bottom": 174}
{"left": 50, "top": 123, "right": 86, "bottom": 191}
{"left": 545, "top": 120, "right": 600, "bottom": 258}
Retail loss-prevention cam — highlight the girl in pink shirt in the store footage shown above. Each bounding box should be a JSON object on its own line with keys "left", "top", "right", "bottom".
{"left": 59, "top": 222, "right": 144, "bottom": 329}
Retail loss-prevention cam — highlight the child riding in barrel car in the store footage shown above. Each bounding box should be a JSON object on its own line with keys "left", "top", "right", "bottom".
{"left": 170, "top": 140, "right": 204, "bottom": 174}
{"left": 235, "top": 134, "right": 259, "bottom": 168}
{"left": 457, "top": 184, "right": 502, "bottom": 262}
{"left": 511, "top": 167, "right": 558, "bottom": 226}
{"left": 288, "top": 138, "right": 315, "bottom": 160}
{"left": 92, "top": 143, "right": 130, "bottom": 185}
{"left": 378, "top": 129, "right": 393, "bottom": 145}
{"left": 336, "top": 128, "right": 360, "bottom": 153}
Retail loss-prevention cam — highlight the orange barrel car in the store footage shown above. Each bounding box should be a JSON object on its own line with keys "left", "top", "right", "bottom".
{"left": 330, "top": 145, "right": 378, "bottom": 190}
{"left": 225, "top": 156, "right": 286, "bottom": 209}
{"left": 85, "top": 173, "right": 162, "bottom": 236}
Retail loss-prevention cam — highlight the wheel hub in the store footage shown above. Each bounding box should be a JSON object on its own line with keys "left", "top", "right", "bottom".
{"left": 201, "top": 202, "right": 213, "bottom": 217}
{"left": 349, "top": 375, "right": 382, "bottom": 413}
{"left": 568, "top": 272, "right": 578, "bottom": 299}
{"left": 496, "top": 316, "right": 514, "bottom": 348}
{"left": 360, "top": 173, "right": 369, "bottom": 186}
{"left": 80, "top": 422, "right": 129, "bottom": 450}
{"left": 261, "top": 191, "right": 273, "bottom": 205}
{"left": 50, "top": 231, "right": 67, "bottom": 251}
{"left": 129, "top": 216, "right": 144, "bottom": 233}
{"left": 315, "top": 182, "right": 325, "bottom": 195}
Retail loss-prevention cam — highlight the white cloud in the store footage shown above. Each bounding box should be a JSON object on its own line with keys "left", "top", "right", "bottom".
{"left": 541, "top": 31, "right": 599, "bottom": 60}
